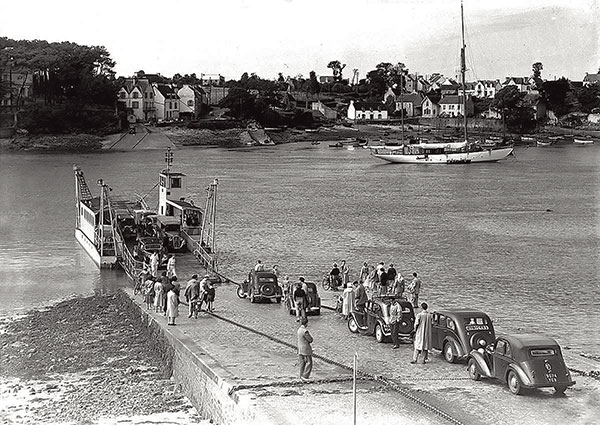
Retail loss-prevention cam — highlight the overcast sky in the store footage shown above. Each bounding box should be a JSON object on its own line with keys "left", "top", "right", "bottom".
{"left": 1, "top": 0, "right": 598, "bottom": 82}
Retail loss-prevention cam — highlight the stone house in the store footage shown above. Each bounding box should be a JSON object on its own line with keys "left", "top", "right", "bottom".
{"left": 421, "top": 95, "right": 441, "bottom": 118}
{"left": 438, "top": 95, "right": 474, "bottom": 117}
{"left": 311, "top": 101, "right": 337, "bottom": 120}
{"left": 152, "top": 84, "right": 179, "bottom": 121}
{"left": 582, "top": 73, "right": 600, "bottom": 87}
{"left": 347, "top": 100, "right": 388, "bottom": 121}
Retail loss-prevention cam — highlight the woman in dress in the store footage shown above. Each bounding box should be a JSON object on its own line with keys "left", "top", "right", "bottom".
{"left": 166, "top": 287, "right": 179, "bottom": 326}
{"left": 341, "top": 282, "right": 355, "bottom": 320}
{"left": 153, "top": 278, "right": 164, "bottom": 313}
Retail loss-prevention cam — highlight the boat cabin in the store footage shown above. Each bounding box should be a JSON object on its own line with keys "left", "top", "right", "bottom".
{"left": 164, "top": 199, "right": 203, "bottom": 236}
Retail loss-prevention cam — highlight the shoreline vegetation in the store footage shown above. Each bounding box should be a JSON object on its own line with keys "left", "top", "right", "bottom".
{"left": 0, "top": 293, "right": 204, "bottom": 424}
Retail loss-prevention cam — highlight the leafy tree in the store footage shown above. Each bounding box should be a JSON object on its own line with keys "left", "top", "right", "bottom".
{"left": 327, "top": 60, "right": 346, "bottom": 82}
{"left": 574, "top": 84, "right": 600, "bottom": 113}
{"left": 492, "top": 86, "right": 535, "bottom": 132}
{"left": 366, "top": 69, "right": 387, "bottom": 100}
{"left": 473, "top": 96, "right": 492, "bottom": 115}
{"left": 532, "top": 62, "right": 543, "bottom": 79}
{"left": 542, "top": 78, "right": 572, "bottom": 117}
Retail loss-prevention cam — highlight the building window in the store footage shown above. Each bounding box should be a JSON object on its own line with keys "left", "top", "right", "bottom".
{"left": 132, "top": 101, "right": 139, "bottom": 109}
{"left": 144, "top": 92, "right": 148, "bottom": 98}
{"left": 149, "top": 92, "right": 153, "bottom": 98}
{"left": 187, "top": 100, "right": 193, "bottom": 106}
{"left": 171, "top": 177, "right": 181, "bottom": 188}
{"left": 377, "top": 113, "right": 382, "bottom": 119}
{"left": 119, "top": 92, "right": 126, "bottom": 99}
{"left": 133, "top": 92, "right": 139, "bottom": 99}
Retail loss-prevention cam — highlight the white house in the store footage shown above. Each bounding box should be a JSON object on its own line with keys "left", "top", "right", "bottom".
{"left": 474, "top": 80, "right": 501, "bottom": 98}
{"left": 421, "top": 95, "right": 441, "bottom": 118}
{"left": 347, "top": 100, "right": 388, "bottom": 121}
{"left": 153, "top": 84, "right": 179, "bottom": 121}
{"left": 117, "top": 85, "right": 145, "bottom": 122}
{"left": 177, "top": 85, "right": 206, "bottom": 118}
{"left": 201, "top": 74, "right": 224, "bottom": 86}
{"left": 502, "top": 77, "right": 534, "bottom": 93}
{"left": 438, "top": 95, "right": 474, "bottom": 117}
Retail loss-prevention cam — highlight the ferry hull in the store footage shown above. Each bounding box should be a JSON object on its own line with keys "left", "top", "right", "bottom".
{"left": 372, "top": 147, "right": 514, "bottom": 164}
{"left": 75, "top": 228, "right": 118, "bottom": 269}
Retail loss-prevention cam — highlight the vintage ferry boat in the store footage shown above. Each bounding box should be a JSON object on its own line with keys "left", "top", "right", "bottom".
{"left": 74, "top": 148, "right": 218, "bottom": 276}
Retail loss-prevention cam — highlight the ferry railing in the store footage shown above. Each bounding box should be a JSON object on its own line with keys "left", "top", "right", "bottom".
{"left": 120, "top": 240, "right": 145, "bottom": 282}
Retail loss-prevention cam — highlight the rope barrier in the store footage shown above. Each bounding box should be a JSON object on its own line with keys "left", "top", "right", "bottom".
{"left": 209, "top": 311, "right": 465, "bottom": 425}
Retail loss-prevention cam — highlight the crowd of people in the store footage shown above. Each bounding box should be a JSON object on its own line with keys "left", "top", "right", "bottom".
{"left": 139, "top": 266, "right": 216, "bottom": 326}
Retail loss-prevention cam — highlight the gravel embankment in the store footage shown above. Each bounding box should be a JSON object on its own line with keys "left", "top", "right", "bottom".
{"left": 0, "top": 294, "right": 204, "bottom": 424}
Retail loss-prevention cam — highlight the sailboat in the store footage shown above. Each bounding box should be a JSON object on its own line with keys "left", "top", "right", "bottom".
{"left": 370, "top": 1, "right": 514, "bottom": 164}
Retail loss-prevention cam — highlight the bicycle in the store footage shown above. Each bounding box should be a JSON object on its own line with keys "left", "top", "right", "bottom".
{"left": 321, "top": 274, "right": 341, "bottom": 291}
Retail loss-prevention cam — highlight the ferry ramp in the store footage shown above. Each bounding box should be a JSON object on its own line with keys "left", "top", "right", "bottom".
{"left": 107, "top": 124, "right": 175, "bottom": 151}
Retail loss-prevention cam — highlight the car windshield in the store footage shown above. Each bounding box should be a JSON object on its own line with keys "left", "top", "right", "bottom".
{"left": 164, "top": 224, "right": 180, "bottom": 232}
{"left": 530, "top": 348, "right": 556, "bottom": 357}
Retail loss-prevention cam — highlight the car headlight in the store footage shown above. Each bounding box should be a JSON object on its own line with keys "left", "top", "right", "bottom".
{"left": 478, "top": 339, "right": 487, "bottom": 347}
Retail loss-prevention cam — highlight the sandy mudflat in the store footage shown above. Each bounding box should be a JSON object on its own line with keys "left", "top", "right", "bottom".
{"left": 0, "top": 294, "right": 206, "bottom": 424}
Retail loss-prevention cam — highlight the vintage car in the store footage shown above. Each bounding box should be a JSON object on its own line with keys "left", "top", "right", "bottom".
{"left": 467, "top": 334, "right": 576, "bottom": 395}
{"left": 115, "top": 211, "right": 136, "bottom": 240}
{"left": 134, "top": 236, "right": 166, "bottom": 266}
{"left": 285, "top": 281, "right": 321, "bottom": 316}
{"left": 155, "top": 215, "right": 186, "bottom": 252}
{"left": 348, "top": 296, "right": 415, "bottom": 343}
{"left": 237, "top": 270, "right": 283, "bottom": 304}
{"left": 431, "top": 309, "right": 495, "bottom": 363}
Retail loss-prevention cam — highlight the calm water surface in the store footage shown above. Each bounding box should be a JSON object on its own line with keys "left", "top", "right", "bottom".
{"left": 0, "top": 143, "right": 598, "bottom": 352}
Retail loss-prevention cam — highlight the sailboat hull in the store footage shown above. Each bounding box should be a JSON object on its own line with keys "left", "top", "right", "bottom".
{"left": 372, "top": 147, "right": 514, "bottom": 164}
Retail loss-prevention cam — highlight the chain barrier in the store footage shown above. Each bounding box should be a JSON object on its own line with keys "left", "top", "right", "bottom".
{"left": 228, "top": 376, "right": 361, "bottom": 395}
{"left": 210, "top": 311, "right": 465, "bottom": 425}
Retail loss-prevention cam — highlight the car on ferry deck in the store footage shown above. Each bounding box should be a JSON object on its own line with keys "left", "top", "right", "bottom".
{"left": 155, "top": 215, "right": 186, "bottom": 253}
{"left": 467, "top": 334, "right": 575, "bottom": 395}
{"left": 348, "top": 295, "right": 415, "bottom": 343}
{"left": 431, "top": 309, "right": 495, "bottom": 363}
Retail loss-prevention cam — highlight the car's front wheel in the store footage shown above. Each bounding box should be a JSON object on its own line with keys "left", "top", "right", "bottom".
{"left": 348, "top": 317, "right": 359, "bottom": 333}
{"left": 375, "top": 324, "right": 385, "bottom": 343}
{"left": 507, "top": 370, "right": 523, "bottom": 395}
{"left": 467, "top": 358, "right": 481, "bottom": 381}
{"left": 443, "top": 342, "right": 457, "bottom": 363}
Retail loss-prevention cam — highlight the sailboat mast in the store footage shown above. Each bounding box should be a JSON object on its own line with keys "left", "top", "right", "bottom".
{"left": 460, "top": 0, "right": 468, "bottom": 143}
{"left": 400, "top": 73, "right": 404, "bottom": 144}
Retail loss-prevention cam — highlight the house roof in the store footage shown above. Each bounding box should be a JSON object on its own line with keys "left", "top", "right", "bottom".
{"left": 477, "top": 80, "right": 499, "bottom": 85}
{"left": 154, "top": 84, "right": 179, "bottom": 99}
{"left": 422, "top": 94, "right": 441, "bottom": 105}
{"left": 354, "top": 101, "right": 385, "bottom": 111}
{"left": 583, "top": 73, "right": 600, "bottom": 83}
{"left": 438, "top": 95, "right": 469, "bottom": 105}
{"left": 504, "top": 77, "right": 530, "bottom": 85}
{"left": 397, "top": 93, "right": 424, "bottom": 104}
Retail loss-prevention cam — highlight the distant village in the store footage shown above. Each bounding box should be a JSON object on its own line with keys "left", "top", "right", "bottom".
{"left": 1, "top": 38, "right": 600, "bottom": 139}
{"left": 104, "top": 70, "right": 600, "bottom": 128}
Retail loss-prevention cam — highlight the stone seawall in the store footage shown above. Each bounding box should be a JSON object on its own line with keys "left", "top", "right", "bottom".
{"left": 120, "top": 288, "right": 271, "bottom": 425}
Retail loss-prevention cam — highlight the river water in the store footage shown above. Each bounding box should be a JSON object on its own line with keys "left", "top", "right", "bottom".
{"left": 0, "top": 143, "right": 599, "bottom": 353}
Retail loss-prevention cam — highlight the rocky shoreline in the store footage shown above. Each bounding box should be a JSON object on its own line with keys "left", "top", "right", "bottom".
{"left": 0, "top": 294, "right": 205, "bottom": 424}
